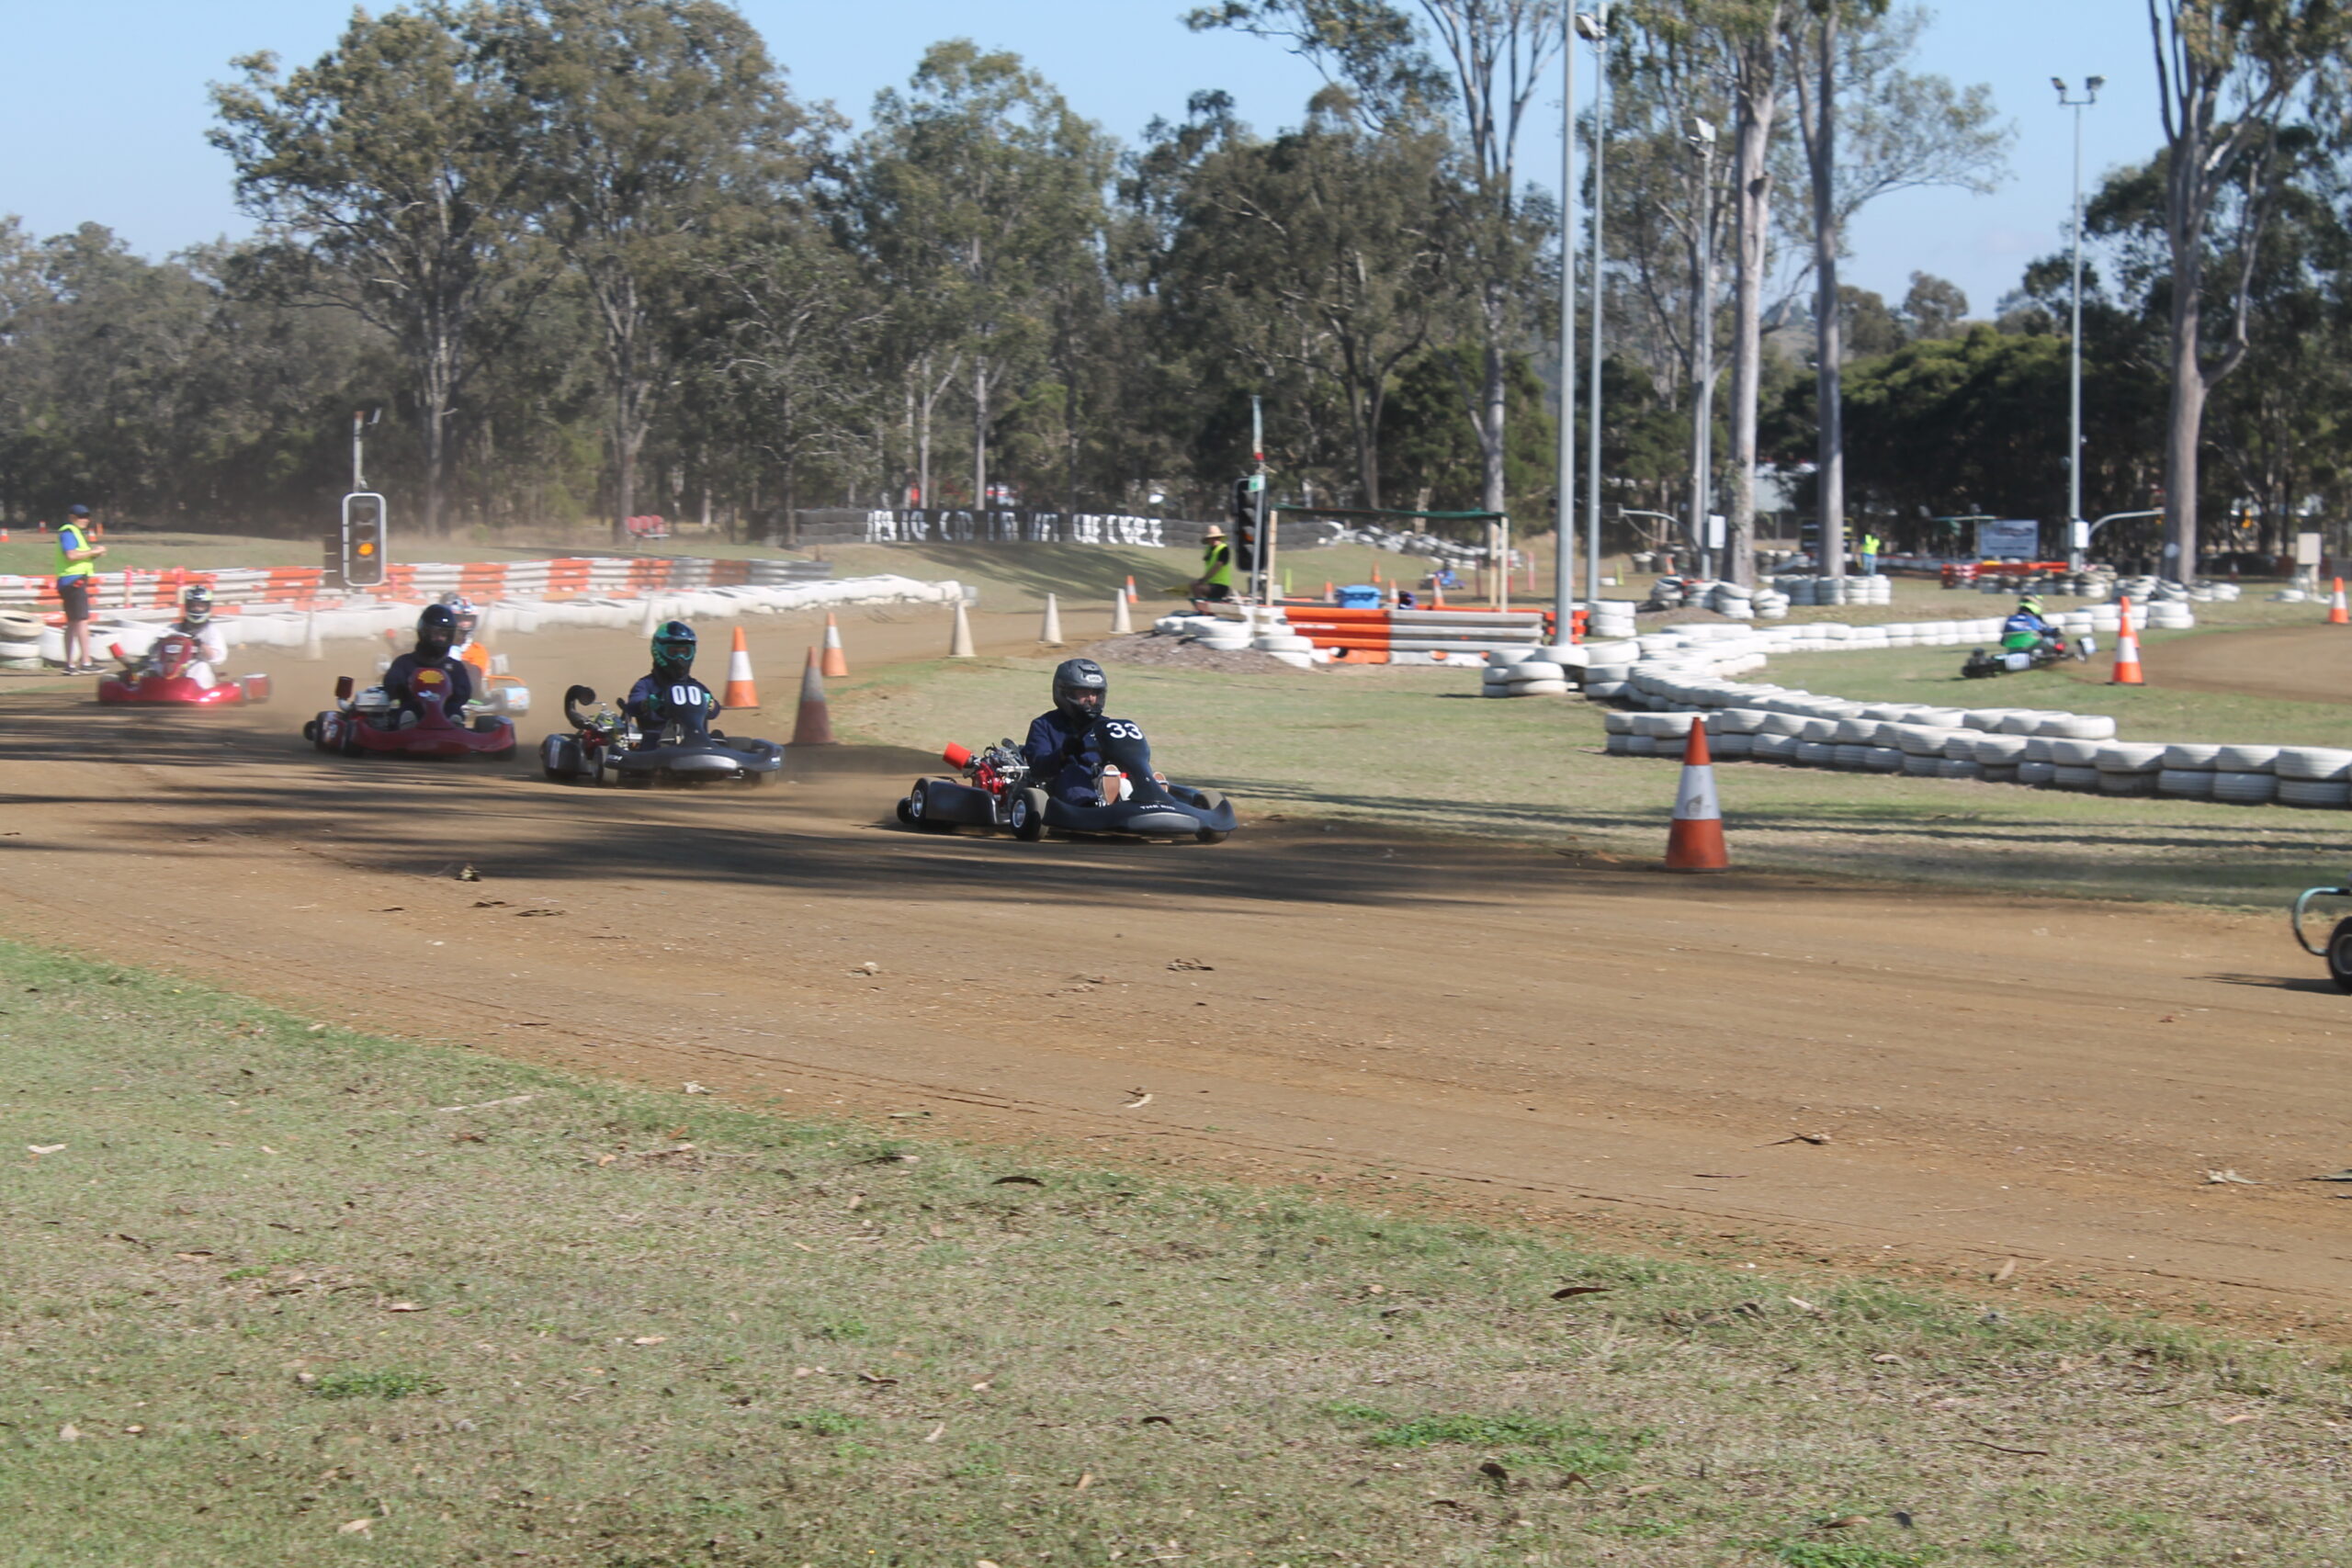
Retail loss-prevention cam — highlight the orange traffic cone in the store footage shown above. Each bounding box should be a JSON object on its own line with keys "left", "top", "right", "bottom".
{"left": 791, "top": 647, "right": 837, "bottom": 745}
{"left": 1125, "top": 574, "right": 1138, "bottom": 605}
{"left": 820, "top": 612, "right": 850, "bottom": 677}
{"left": 1323, "top": 581, "right": 1335, "bottom": 603}
{"left": 722, "top": 626, "right": 760, "bottom": 708}
{"left": 2109, "top": 595, "right": 2145, "bottom": 685}
{"left": 1664, "top": 717, "right": 1730, "bottom": 873}
{"left": 2329, "top": 577, "right": 2348, "bottom": 625}
{"left": 1430, "top": 576, "right": 1445, "bottom": 607}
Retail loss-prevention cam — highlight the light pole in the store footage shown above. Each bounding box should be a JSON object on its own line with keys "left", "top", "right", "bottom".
{"left": 1687, "top": 115, "right": 1718, "bottom": 580}
{"left": 1551, "top": 6, "right": 1580, "bottom": 629}
{"left": 2054, "top": 75, "right": 2102, "bottom": 571}
{"left": 1577, "top": 6, "right": 1611, "bottom": 607}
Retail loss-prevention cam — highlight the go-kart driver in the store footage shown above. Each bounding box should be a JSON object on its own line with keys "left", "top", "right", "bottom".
{"left": 441, "top": 593, "right": 492, "bottom": 680}
{"left": 383, "top": 604, "right": 476, "bottom": 725}
{"left": 622, "top": 620, "right": 719, "bottom": 745}
{"left": 155, "top": 585, "right": 230, "bottom": 688}
{"left": 2001, "top": 595, "right": 2055, "bottom": 653}
{"left": 1023, "top": 659, "right": 1119, "bottom": 806}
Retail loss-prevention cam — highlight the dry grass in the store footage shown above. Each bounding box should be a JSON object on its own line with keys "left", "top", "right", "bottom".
{"left": 3, "top": 941, "right": 2350, "bottom": 1565}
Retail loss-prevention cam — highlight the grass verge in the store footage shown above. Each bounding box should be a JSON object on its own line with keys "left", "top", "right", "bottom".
{"left": 4, "top": 939, "right": 2349, "bottom": 1566}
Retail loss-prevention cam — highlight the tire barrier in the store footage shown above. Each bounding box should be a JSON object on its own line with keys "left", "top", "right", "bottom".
{"left": 15, "top": 570, "right": 967, "bottom": 671}
{"left": 0, "top": 554, "right": 838, "bottom": 615}
{"left": 1581, "top": 604, "right": 2352, "bottom": 810}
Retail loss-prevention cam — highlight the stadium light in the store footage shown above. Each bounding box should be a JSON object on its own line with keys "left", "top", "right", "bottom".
{"left": 2055, "top": 77, "right": 2102, "bottom": 569}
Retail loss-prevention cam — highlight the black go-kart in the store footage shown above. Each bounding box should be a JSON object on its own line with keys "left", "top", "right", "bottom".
{"left": 538, "top": 683, "right": 783, "bottom": 787}
{"left": 1962, "top": 630, "right": 2094, "bottom": 679}
{"left": 897, "top": 718, "right": 1237, "bottom": 844}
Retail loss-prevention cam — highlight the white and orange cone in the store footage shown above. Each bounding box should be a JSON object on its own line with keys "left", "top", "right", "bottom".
{"left": 2110, "top": 595, "right": 2145, "bottom": 685}
{"left": 2329, "top": 577, "right": 2348, "bottom": 626}
{"left": 1664, "top": 717, "right": 1730, "bottom": 873}
{"left": 820, "top": 612, "right": 850, "bottom": 677}
{"left": 1039, "top": 593, "right": 1065, "bottom": 647}
{"left": 948, "top": 600, "right": 976, "bottom": 658}
{"left": 722, "top": 626, "right": 760, "bottom": 708}
{"left": 791, "top": 647, "right": 836, "bottom": 745}
{"left": 1125, "top": 574, "right": 1138, "bottom": 605}
{"left": 1111, "top": 592, "right": 1133, "bottom": 635}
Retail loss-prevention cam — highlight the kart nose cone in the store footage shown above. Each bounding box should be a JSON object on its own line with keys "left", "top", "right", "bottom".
{"left": 667, "top": 751, "right": 738, "bottom": 775}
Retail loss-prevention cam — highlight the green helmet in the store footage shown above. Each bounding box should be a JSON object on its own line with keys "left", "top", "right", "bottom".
{"left": 2018, "top": 595, "right": 2044, "bottom": 616}
{"left": 651, "top": 619, "right": 696, "bottom": 678}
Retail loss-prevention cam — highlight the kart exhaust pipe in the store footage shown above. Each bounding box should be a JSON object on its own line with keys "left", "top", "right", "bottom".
{"left": 943, "top": 742, "right": 974, "bottom": 769}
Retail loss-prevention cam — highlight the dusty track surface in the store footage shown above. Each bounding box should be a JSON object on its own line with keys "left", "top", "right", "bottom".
{"left": 2142, "top": 620, "right": 2352, "bottom": 702}
{"left": 6, "top": 609, "right": 2351, "bottom": 1334}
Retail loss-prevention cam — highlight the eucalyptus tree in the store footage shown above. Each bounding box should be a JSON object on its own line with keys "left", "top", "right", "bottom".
{"left": 1193, "top": 0, "right": 1565, "bottom": 518}
{"left": 2143, "top": 0, "right": 2346, "bottom": 570}
{"left": 482, "top": 0, "right": 812, "bottom": 539}
{"left": 1159, "top": 88, "right": 1459, "bottom": 507}
{"left": 210, "top": 4, "right": 543, "bottom": 534}
{"left": 851, "top": 40, "right": 1114, "bottom": 511}
{"left": 1792, "top": 1, "right": 2007, "bottom": 574}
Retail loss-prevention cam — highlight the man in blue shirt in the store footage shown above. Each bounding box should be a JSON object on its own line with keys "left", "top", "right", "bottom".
{"left": 2000, "top": 595, "right": 2053, "bottom": 653}
{"left": 54, "top": 504, "right": 107, "bottom": 671}
{"left": 621, "top": 620, "right": 718, "bottom": 743}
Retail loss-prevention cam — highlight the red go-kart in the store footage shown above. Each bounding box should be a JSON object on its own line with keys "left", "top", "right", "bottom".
{"left": 97, "top": 632, "right": 270, "bottom": 706}
{"left": 302, "top": 670, "right": 518, "bottom": 760}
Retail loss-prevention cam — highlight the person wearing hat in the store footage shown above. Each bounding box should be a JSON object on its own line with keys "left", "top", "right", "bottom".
{"left": 1190, "top": 524, "right": 1236, "bottom": 614}
{"left": 54, "top": 504, "right": 107, "bottom": 672}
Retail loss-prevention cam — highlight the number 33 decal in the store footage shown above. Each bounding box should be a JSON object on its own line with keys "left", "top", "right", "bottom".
{"left": 1101, "top": 720, "right": 1143, "bottom": 740}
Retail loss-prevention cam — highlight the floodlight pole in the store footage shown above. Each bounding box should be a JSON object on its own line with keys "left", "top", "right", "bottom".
{"left": 2056, "top": 76, "right": 2101, "bottom": 571}
{"left": 1551, "top": 14, "right": 1579, "bottom": 629}
{"left": 1580, "top": 7, "right": 1612, "bottom": 613}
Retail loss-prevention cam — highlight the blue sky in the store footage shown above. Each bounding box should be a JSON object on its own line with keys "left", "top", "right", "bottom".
{"left": 2, "top": 1, "right": 2152, "bottom": 317}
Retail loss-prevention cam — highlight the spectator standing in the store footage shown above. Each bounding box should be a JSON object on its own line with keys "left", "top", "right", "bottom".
{"left": 1860, "top": 531, "right": 1882, "bottom": 577}
{"left": 54, "top": 504, "right": 106, "bottom": 671}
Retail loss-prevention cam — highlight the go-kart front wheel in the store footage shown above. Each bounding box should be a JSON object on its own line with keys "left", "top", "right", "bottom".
{"left": 1010, "top": 786, "right": 1048, "bottom": 841}
{"left": 903, "top": 778, "right": 946, "bottom": 830}
{"left": 2326, "top": 918, "right": 2352, "bottom": 994}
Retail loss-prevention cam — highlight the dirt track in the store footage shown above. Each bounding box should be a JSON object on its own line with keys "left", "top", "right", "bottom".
{"left": 6, "top": 608, "right": 2351, "bottom": 1333}
{"left": 2142, "top": 619, "right": 2352, "bottom": 702}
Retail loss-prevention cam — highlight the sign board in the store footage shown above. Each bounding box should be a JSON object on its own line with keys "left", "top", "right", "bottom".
{"left": 1705, "top": 513, "right": 1726, "bottom": 549}
{"left": 2070, "top": 520, "right": 2092, "bottom": 550}
{"left": 1976, "top": 518, "right": 2040, "bottom": 558}
{"left": 2297, "top": 531, "right": 2324, "bottom": 567}
{"left": 342, "top": 491, "right": 387, "bottom": 588}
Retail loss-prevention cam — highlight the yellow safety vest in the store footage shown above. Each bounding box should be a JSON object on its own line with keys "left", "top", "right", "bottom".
{"left": 1204, "top": 540, "right": 1233, "bottom": 589}
{"left": 56, "top": 522, "right": 96, "bottom": 580}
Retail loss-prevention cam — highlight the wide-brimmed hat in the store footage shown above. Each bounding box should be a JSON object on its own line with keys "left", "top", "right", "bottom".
{"left": 1204, "top": 524, "right": 1227, "bottom": 540}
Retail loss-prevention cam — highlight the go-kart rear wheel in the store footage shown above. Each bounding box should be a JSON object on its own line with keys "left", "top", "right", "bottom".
{"left": 2326, "top": 918, "right": 2352, "bottom": 994}
{"left": 1010, "top": 786, "right": 1048, "bottom": 841}
{"left": 541, "top": 735, "right": 578, "bottom": 782}
{"left": 1192, "top": 788, "right": 1230, "bottom": 844}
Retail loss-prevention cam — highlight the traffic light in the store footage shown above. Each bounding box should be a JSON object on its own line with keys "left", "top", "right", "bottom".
{"left": 1229, "top": 475, "right": 1261, "bottom": 573}
{"left": 343, "top": 491, "right": 387, "bottom": 588}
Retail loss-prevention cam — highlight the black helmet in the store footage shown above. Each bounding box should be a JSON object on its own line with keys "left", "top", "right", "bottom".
{"left": 415, "top": 603, "right": 458, "bottom": 660}
{"left": 1052, "top": 658, "right": 1107, "bottom": 724}
{"left": 652, "top": 619, "right": 697, "bottom": 678}
{"left": 180, "top": 584, "right": 214, "bottom": 626}
{"left": 440, "top": 593, "right": 479, "bottom": 641}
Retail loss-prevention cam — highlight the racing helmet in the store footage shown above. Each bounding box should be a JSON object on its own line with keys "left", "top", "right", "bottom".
{"left": 2018, "top": 594, "right": 2044, "bottom": 617}
{"left": 415, "top": 603, "right": 459, "bottom": 660}
{"left": 440, "top": 593, "right": 480, "bottom": 642}
{"left": 651, "top": 620, "right": 697, "bottom": 679}
{"left": 179, "top": 584, "right": 214, "bottom": 627}
{"left": 1052, "top": 658, "right": 1107, "bottom": 724}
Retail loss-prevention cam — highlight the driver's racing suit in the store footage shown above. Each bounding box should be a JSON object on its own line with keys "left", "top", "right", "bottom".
{"left": 2000, "top": 610, "right": 2053, "bottom": 653}
{"left": 157, "top": 620, "right": 230, "bottom": 688}
{"left": 382, "top": 651, "right": 475, "bottom": 723}
{"left": 1022, "top": 710, "right": 1105, "bottom": 806}
{"left": 623, "top": 672, "right": 719, "bottom": 744}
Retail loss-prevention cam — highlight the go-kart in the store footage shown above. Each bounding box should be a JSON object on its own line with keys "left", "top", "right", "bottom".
{"left": 97, "top": 632, "right": 270, "bottom": 705}
{"left": 897, "top": 717, "right": 1236, "bottom": 843}
{"left": 1962, "top": 630, "right": 2094, "bottom": 678}
{"left": 538, "top": 683, "right": 782, "bottom": 787}
{"left": 2291, "top": 877, "right": 2352, "bottom": 993}
{"left": 301, "top": 670, "right": 518, "bottom": 759}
